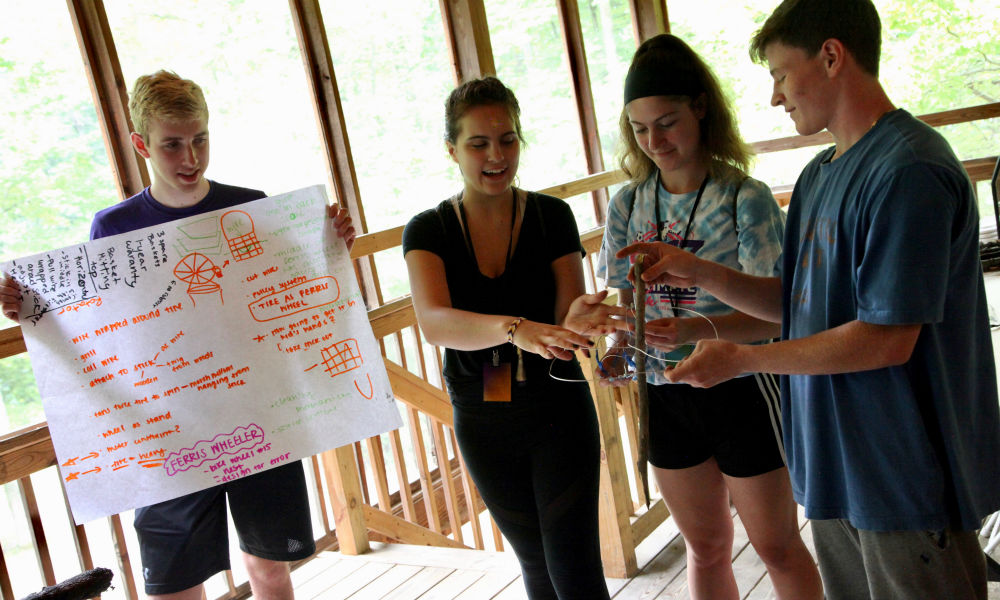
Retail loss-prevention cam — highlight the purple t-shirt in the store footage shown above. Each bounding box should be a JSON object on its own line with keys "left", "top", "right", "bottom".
{"left": 90, "top": 181, "right": 265, "bottom": 240}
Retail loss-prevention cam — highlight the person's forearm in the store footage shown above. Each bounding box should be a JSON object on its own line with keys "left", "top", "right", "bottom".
{"left": 695, "top": 312, "right": 781, "bottom": 343}
{"left": 695, "top": 262, "right": 783, "bottom": 323}
{"left": 415, "top": 305, "right": 516, "bottom": 351}
{"left": 736, "top": 320, "right": 921, "bottom": 375}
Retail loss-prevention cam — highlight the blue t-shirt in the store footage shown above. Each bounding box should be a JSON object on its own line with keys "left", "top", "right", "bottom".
{"left": 90, "top": 181, "right": 266, "bottom": 240}
{"left": 782, "top": 109, "right": 1000, "bottom": 530}
{"left": 596, "top": 162, "right": 784, "bottom": 384}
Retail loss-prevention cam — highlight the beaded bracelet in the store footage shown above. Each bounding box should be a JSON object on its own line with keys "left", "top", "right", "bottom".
{"left": 506, "top": 317, "right": 524, "bottom": 344}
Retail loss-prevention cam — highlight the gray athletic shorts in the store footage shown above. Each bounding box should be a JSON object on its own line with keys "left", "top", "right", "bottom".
{"left": 811, "top": 518, "right": 987, "bottom": 600}
{"left": 133, "top": 461, "right": 315, "bottom": 594}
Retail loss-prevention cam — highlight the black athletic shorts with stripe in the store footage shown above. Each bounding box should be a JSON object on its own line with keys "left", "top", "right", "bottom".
{"left": 133, "top": 460, "right": 315, "bottom": 594}
{"left": 647, "top": 372, "right": 785, "bottom": 477}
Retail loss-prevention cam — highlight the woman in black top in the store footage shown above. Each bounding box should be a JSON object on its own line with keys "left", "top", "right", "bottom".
{"left": 402, "top": 76, "right": 621, "bottom": 600}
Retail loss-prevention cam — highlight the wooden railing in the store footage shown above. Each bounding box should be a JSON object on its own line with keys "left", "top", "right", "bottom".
{"left": 1, "top": 103, "right": 998, "bottom": 600}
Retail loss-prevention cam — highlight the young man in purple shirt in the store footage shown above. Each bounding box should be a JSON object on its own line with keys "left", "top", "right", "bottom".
{"left": 3, "top": 70, "right": 356, "bottom": 600}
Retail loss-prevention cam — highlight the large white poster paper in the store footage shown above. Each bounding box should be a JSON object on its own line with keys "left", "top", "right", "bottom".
{"left": 3, "top": 185, "right": 401, "bottom": 523}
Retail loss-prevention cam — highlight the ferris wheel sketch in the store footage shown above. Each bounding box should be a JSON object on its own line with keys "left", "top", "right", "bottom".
{"left": 221, "top": 210, "right": 264, "bottom": 262}
{"left": 174, "top": 252, "right": 224, "bottom": 307}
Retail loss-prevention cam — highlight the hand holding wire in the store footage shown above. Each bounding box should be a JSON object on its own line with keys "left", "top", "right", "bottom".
{"left": 665, "top": 338, "right": 744, "bottom": 388}
{"left": 616, "top": 241, "right": 701, "bottom": 288}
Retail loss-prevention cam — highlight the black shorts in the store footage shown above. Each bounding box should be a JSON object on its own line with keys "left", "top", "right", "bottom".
{"left": 133, "top": 461, "right": 315, "bottom": 594}
{"left": 647, "top": 373, "right": 785, "bottom": 477}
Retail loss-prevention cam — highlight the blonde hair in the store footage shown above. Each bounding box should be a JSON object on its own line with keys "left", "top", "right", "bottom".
{"left": 129, "top": 70, "right": 209, "bottom": 137}
{"left": 618, "top": 35, "right": 753, "bottom": 186}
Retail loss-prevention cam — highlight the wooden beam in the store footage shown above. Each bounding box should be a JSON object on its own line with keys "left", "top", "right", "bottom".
{"left": 362, "top": 504, "right": 468, "bottom": 549}
{"left": 556, "top": 0, "right": 609, "bottom": 225}
{"left": 628, "top": 0, "right": 669, "bottom": 45}
{"left": 67, "top": 0, "right": 148, "bottom": 200}
{"left": 752, "top": 102, "right": 1000, "bottom": 155}
{"left": 386, "top": 362, "right": 453, "bottom": 426}
{"left": 439, "top": 0, "right": 495, "bottom": 82}
{"left": 0, "top": 326, "right": 27, "bottom": 360}
{"left": 0, "top": 423, "right": 56, "bottom": 486}
{"left": 369, "top": 297, "right": 418, "bottom": 339}
{"left": 288, "top": 0, "right": 383, "bottom": 310}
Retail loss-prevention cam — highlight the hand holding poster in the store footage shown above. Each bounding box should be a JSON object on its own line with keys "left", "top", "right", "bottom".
{"left": 2, "top": 185, "right": 401, "bottom": 523}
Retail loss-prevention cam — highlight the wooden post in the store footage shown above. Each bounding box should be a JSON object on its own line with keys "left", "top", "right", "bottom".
{"left": 322, "top": 444, "right": 370, "bottom": 554}
{"left": 556, "top": 0, "right": 609, "bottom": 226}
{"left": 580, "top": 350, "right": 639, "bottom": 577}
{"left": 67, "top": 0, "right": 148, "bottom": 200}
{"left": 439, "top": 0, "right": 496, "bottom": 82}
{"left": 288, "top": 0, "right": 384, "bottom": 310}
{"left": 628, "top": 0, "right": 669, "bottom": 45}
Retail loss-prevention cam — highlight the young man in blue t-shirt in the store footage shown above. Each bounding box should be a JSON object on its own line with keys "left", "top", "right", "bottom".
{"left": 617, "top": 1, "right": 1000, "bottom": 598}
{"left": 2, "top": 70, "right": 356, "bottom": 600}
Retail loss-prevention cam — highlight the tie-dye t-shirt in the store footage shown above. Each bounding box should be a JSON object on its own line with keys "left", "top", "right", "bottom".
{"left": 596, "top": 162, "right": 784, "bottom": 384}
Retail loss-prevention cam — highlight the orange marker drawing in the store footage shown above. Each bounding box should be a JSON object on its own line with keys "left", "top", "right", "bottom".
{"left": 320, "top": 338, "right": 363, "bottom": 378}
{"left": 221, "top": 210, "right": 264, "bottom": 261}
{"left": 174, "top": 252, "right": 224, "bottom": 307}
{"left": 354, "top": 373, "right": 374, "bottom": 399}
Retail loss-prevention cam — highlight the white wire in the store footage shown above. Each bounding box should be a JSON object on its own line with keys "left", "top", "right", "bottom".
{"left": 546, "top": 304, "right": 721, "bottom": 383}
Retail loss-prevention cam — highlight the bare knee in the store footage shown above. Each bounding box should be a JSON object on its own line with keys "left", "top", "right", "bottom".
{"left": 243, "top": 554, "right": 292, "bottom": 600}
{"left": 682, "top": 521, "right": 735, "bottom": 568}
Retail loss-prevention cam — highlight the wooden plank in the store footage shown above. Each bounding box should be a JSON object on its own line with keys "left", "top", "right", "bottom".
{"left": 66, "top": 0, "right": 148, "bottom": 200}
{"left": 453, "top": 429, "right": 485, "bottom": 550}
{"left": 59, "top": 477, "right": 95, "bottom": 573}
{"left": 362, "top": 505, "right": 467, "bottom": 549}
{"left": 350, "top": 226, "right": 403, "bottom": 260}
{"left": 388, "top": 429, "right": 417, "bottom": 522}
{"left": 20, "top": 477, "right": 56, "bottom": 585}
{"left": 387, "top": 362, "right": 454, "bottom": 426}
{"left": 452, "top": 569, "right": 521, "bottom": 600}
{"left": 365, "top": 436, "right": 393, "bottom": 512}
{"left": 628, "top": 0, "right": 669, "bottom": 44}
{"left": 288, "top": 0, "right": 382, "bottom": 310}
{"left": 429, "top": 421, "right": 463, "bottom": 545}
{"left": 381, "top": 565, "right": 454, "bottom": 600}
{"left": 585, "top": 350, "right": 639, "bottom": 577}
{"left": 311, "top": 561, "right": 393, "bottom": 600}
{"left": 439, "top": 0, "right": 495, "bottom": 83}
{"left": 0, "top": 542, "right": 13, "bottom": 600}
{"left": 408, "top": 408, "right": 443, "bottom": 533}
{"left": 107, "top": 514, "right": 139, "bottom": 600}
{"left": 0, "top": 325, "right": 27, "bottom": 360}
{"left": 752, "top": 102, "right": 1000, "bottom": 155}
{"left": 310, "top": 454, "right": 333, "bottom": 535}
{"left": 293, "top": 557, "right": 367, "bottom": 600}
{"left": 369, "top": 297, "right": 418, "bottom": 339}
{"left": 538, "top": 169, "right": 628, "bottom": 201}
{"left": 415, "top": 568, "right": 486, "bottom": 600}
{"left": 321, "top": 445, "right": 370, "bottom": 555}
{"left": 556, "top": 0, "right": 610, "bottom": 225}
{"left": 0, "top": 423, "right": 56, "bottom": 486}
{"left": 630, "top": 498, "right": 669, "bottom": 546}
{"left": 345, "top": 563, "right": 423, "bottom": 600}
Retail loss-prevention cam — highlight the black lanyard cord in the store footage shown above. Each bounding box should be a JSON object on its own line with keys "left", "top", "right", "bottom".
{"left": 653, "top": 173, "right": 709, "bottom": 317}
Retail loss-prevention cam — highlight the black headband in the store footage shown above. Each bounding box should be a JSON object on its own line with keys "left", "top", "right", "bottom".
{"left": 624, "top": 63, "right": 703, "bottom": 105}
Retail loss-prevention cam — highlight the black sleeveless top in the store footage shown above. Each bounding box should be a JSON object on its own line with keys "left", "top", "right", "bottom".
{"left": 402, "top": 191, "right": 585, "bottom": 396}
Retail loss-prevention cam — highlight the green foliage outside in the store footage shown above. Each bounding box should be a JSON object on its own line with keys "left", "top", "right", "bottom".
{"left": 1, "top": 1, "right": 998, "bottom": 436}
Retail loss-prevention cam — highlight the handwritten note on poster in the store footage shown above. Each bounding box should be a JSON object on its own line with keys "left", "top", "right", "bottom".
{"left": 2, "top": 185, "right": 401, "bottom": 524}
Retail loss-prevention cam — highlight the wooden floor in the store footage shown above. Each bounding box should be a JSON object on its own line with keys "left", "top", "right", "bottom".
{"left": 285, "top": 513, "right": 1000, "bottom": 600}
